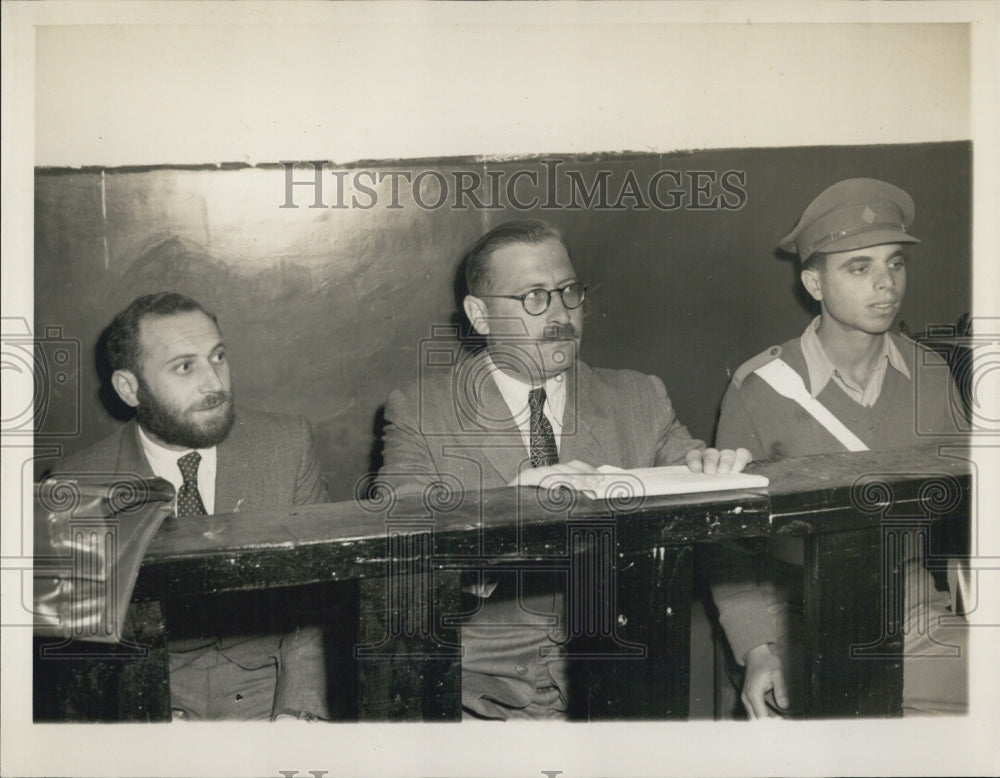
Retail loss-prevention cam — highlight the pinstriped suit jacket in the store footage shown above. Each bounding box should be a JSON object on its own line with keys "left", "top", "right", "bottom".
{"left": 376, "top": 350, "right": 705, "bottom": 716}
{"left": 378, "top": 350, "right": 704, "bottom": 495}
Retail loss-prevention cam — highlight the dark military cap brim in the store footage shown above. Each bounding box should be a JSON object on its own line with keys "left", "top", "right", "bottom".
{"left": 780, "top": 178, "right": 920, "bottom": 260}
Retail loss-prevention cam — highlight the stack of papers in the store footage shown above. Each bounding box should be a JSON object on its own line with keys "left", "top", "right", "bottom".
{"left": 516, "top": 464, "right": 768, "bottom": 500}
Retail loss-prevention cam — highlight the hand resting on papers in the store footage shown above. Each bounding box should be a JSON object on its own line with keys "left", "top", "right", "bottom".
{"left": 685, "top": 447, "right": 752, "bottom": 475}
{"left": 509, "top": 449, "right": 760, "bottom": 498}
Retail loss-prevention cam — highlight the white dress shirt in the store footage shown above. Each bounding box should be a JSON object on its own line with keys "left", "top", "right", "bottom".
{"left": 800, "top": 316, "right": 910, "bottom": 407}
{"left": 137, "top": 424, "right": 218, "bottom": 514}
{"left": 487, "top": 357, "right": 567, "bottom": 454}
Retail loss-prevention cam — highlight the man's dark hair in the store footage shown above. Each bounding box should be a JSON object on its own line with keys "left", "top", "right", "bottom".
{"left": 464, "top": 220, "right": 571, "bottom": 296}
{"left": 801, "top": 251, "right": 828, "bottom": 273}
{"left": 106, "top": 292, "right": 219, "bottom": 374}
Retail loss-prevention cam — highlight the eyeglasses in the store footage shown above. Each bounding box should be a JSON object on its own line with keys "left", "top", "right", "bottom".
{"left": 479, "top": 282, "right": 588, "bottom": 316}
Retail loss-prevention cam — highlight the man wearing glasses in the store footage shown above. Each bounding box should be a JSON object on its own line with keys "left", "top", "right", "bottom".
{"left": 378, "top": 219, "right": 749, "bottom": 719}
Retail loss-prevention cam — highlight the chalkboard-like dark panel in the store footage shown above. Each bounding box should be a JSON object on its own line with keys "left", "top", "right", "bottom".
{"left": 34, "top": 144, "right": 971, "bottom": 500}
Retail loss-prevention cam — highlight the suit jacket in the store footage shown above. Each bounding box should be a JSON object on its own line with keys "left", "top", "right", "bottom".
{"left": 54, "top": 407, "right": 328, "bottom": 511}
{"left": 54, "top": 408, "right": 329, "bottom": 645}
{"left": 377, "top": 351, "right": 704, "bottom": 717}
{"left": 378, "top": 351, "right": 704, "bottom": 492}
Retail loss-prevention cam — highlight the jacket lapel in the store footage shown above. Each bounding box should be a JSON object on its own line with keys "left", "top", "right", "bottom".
{"left": 116, "top": 419, "right": 155, "bottom": 479}
{"left": 119, "top": 417, "right": 254, "bottom": 515}
{"left": 462, "top": 355, "right": 612, "bottom": 481}
{"left": 476, "top": 364, "right": 528, "bottom": 484}
{"left": 214, "top": 411, "right": 253, "bottom": 513}
{"left": 560, "top": 362, "right": 611, "bottom": 466}
{"left": 461, "top": 352, "right": 533, "bottom": 486}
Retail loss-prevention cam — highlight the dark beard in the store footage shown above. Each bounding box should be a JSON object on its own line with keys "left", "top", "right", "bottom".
{"left": 136, "top": 381, "right": 235, "bottom": 449}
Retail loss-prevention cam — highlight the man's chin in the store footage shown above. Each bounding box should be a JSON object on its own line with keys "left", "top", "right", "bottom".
{"left": 140, "top": 403, "right": 235, "bottom": 449}
{"left": 542, "top": 353, "right": 575, "bottom": 377}
{"left": 543, "top": 340, "right": 578, "bottom": 372}
{"left": 521, "top": 340, "right": 577, "bottom": 381}
{"left": 488, "top": 339, "right": 578, "bottom": 382}
{"left": 857, "top": 318, "right": 896, "bottom": 337}
{"left": 192, "top": 403, "right": 236, "bottom": 446}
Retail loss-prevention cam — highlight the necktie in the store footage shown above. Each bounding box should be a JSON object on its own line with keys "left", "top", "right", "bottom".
{"left": 176, "top": 451, "right": 207, "bottom": 517}
{"left": 528, "top": 386, "right": 558, "bottom": 467}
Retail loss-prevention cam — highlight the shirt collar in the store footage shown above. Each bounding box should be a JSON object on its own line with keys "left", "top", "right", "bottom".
{"left": 884, "top": 333, "right": 911, "bottom": 379}
{"left": 800, "top": 316, "right": 911, "bottom": 397}
{"left": 486, "top": 356, "right": 567, "bottom": 428}
{"left": 136, "top": 423, "right": 217, "bottom": 482}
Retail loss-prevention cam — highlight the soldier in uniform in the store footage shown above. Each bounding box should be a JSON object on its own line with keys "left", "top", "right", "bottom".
{"left": 710, "top": 178, "right": 968, "bottom": 718}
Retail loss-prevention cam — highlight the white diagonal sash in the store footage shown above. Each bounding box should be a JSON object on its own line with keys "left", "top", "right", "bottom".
{"left": 753, "top": 359, "right": 870, "bottom": 452}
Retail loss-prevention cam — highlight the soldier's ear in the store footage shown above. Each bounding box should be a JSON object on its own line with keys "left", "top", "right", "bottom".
{"left": 111, "top": 370, "right": 140, "bottom": 408}
{"left": 800, "top": 268, "right": 823, "bottom": 302}
{"left": 463, "top": 295, "right": 491, "bottom": 336}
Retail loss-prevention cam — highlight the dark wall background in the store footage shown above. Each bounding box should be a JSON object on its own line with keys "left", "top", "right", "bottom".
{"left": 33, "top": 143, "right": 972, "bottom": 499}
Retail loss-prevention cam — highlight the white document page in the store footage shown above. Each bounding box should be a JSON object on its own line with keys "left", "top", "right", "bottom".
{"left": 515, "top": 464, "right": 768, "bottom": 499}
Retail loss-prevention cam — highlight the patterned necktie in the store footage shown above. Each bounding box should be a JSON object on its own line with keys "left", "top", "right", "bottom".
{"left": 176, "top": 451, "right": 207, "bottom": 517}
{"left": 528, "top": 386, "right": 558, "bottom": 467}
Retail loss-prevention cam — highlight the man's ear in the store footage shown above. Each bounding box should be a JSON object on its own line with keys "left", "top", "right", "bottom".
{"left": 463, "top": 295, "right": 491, "bottom": 336}
{"left": 111, "top": 369, "right": 140, "bottom": 408}
{"left": 800, "top": 268, "right": 823, "bottom": 302}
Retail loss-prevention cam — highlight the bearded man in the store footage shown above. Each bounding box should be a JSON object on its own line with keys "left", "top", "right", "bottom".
{"left": 52, "top": 292, "right": 330, "bottom": 721}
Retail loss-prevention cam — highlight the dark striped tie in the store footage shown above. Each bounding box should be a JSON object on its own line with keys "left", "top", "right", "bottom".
{"left": 176, "top": 451, "right": 207, "bottom": 517}
{"left": 528, "top": 386, "right": 558, "bottom": 467}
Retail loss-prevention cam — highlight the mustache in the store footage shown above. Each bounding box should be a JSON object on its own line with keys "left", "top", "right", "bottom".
{"left": 192, "top": 391, "right": 232, "bottom": 411}
{"left": 541, "top": 322, "right": 578, "bottom": 340}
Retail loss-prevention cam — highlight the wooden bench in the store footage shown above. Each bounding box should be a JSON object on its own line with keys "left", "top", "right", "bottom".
{"left": 33, "top": 447, "right": 971, "bottom": 721}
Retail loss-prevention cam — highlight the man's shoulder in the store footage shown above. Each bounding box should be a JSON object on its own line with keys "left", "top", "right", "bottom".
{"left": 232, "top": 406, "right": 304, "bottom": 428}
{"left": 394, "top": 364, "right": 459, "bottom": 397}
{"left": 584, "top": 363, "right": 658, "bottom": 393}
{"left": 53, "top": 422, "right": 136, "bottom": 476}
{"left": 730, "top": 338, "right": 802, "bottom": 390}
{"left": 228, "top": 407, "right": 311, "bottom": 445}
{"left": 888, "top": 331, "right": 948, "bottom": 369}
{"left": 386, "top": 348, "right": 486, "bottom": 407}
{"left": 390, "top": 354, "right": 657, "bottom": 395}
{"left": 579, "top": 364, "right": 678, "bottom": 422}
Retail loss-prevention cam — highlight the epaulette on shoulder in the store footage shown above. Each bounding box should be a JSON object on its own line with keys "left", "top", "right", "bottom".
{"left": 732, "top": 345, "right": 783, "bottom": 389}
{"left": 892, "top": 331, "right": 947, "bottom": 366}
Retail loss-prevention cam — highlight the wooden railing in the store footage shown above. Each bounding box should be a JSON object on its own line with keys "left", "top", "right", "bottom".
{"left": 33, "top": 447, "right": 972, "bottom": 722}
